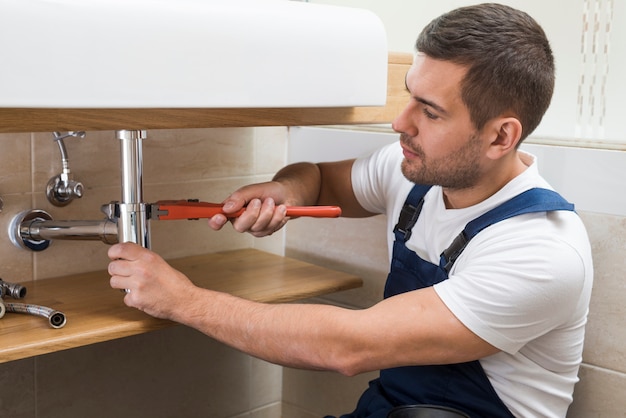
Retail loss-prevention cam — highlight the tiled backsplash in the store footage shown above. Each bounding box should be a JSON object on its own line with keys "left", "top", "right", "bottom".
{"left": 0, "top": 127, "right": 287, "bottom": 418}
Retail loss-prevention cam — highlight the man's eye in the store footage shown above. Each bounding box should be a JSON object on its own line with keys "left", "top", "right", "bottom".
{"left": 422, "top": 108, "right": 438, "bottom": 120}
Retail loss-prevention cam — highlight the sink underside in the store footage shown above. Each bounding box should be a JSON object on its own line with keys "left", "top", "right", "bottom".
{"left": 0, "top": 0, "right": 387, "bottom": 109}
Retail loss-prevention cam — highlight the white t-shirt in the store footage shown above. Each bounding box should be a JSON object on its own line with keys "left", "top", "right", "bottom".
{"left": 351, "top": 141, "right": 594, "bottom": 418}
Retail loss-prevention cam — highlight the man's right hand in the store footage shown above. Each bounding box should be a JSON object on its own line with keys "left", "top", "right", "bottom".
{"left": 207, "top": 159, "right": 365, "bottom": 236}
{"left": 207, "top": 181, "right": 292, "bottom": 237}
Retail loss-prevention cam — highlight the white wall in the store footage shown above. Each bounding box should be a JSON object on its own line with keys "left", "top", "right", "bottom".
{"left": 311, "top": 0, "right": 626, "bottom": 143}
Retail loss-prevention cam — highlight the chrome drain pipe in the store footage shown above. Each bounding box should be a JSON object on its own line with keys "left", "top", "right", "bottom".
{"left": 24, "top": 219, "right": 117, "bottom": 243}
{"left": 19, "top": 218, "right": 118, "bottom": 243}
{"left": 117, "top": 130, "right": 151, "bottom": 249}
{"left": 8, "top": 130, "right": 151, "bottom": 251}
{"left": 9, "top": 209, "right": 118, "bottom": 251}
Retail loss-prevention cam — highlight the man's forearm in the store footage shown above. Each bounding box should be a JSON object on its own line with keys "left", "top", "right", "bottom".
{"left": 272, "top": 159, "right": 371, "bottom": 217}
{"left": 272, "top": 162, "right": 323, "bottom": 206}
{"left": 174, "top": 286, "right": 362, "bottom": 374}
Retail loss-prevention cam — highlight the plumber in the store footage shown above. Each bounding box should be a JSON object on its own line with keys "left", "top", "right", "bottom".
{"left": 108, "top": 4, "right": 593, "bottom": 417}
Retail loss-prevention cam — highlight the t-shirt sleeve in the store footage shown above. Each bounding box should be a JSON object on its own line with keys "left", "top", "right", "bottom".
{"left": 351, "top": 142, "right": 405, "bottom": 215}
{"left": 433, "top": 212, "right": 589, "bottom": 354}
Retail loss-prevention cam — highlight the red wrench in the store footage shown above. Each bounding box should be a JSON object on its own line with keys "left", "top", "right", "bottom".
{"left": 150, "top": 200, "right": 341, "bottom": 221}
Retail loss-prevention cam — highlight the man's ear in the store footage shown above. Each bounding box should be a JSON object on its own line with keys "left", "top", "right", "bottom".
{"left": 485, "top": 117, "right": 523, "bottom": 159}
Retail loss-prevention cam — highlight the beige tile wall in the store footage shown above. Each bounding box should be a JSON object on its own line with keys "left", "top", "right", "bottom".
{"left": 0, "top": 127, "right": 287, "bottom": 418}
{"left": 569, "top": 212, "right": 626, "bottom": 417}
{"left": 283, "top": 211, "right": 626, "bottom": 417}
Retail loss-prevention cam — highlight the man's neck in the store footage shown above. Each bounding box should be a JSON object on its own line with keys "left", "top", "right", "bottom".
{"left": 442, "top": 151, "right": 529, "bottom": 209}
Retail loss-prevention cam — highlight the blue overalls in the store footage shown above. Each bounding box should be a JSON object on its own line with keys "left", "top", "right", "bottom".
{"left": 333, "top": 184, "right": 575, "bottom": 418}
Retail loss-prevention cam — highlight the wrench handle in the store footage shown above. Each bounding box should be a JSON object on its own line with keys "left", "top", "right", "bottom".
{"left": 285, "top": 206, "right": 342, "bottom": 218}
{"left": 153, "top": 201, "right": 341, "bottom": 220}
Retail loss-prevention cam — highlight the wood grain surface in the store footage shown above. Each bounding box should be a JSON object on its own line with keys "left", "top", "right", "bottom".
{"left": 0, "top": 249, "right": 362, "bottom": 363}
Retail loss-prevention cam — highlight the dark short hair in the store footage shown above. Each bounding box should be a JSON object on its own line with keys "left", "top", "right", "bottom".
{"left": 416, "top": 3, "right": 554, "bottom": 141}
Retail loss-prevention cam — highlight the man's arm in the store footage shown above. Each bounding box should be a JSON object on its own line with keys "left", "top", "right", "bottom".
{"left": 108, "top": 243, "right": 499, "bottom": 376}
{"left": 316, "top": 160, "right": 377, "bottom": 218}
{"left": 208, "top": 159, "right": 375, "bottom": 236}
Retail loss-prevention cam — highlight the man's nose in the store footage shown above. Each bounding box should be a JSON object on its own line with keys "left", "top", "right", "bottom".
{"left": 391, "top": 104, "right": 418, "bottom": 137}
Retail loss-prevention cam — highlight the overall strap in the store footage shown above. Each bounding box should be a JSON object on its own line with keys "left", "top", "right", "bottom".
{"left": 440, "top": 188, "right": 575, "bottom": 273}
{"left": 393, "top": 184, "right": 432, "bottom": 242}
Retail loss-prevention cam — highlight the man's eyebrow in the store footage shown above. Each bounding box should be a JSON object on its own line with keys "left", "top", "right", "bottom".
{"left": 416, "top": 97, "right": 448, "bottom": 115}
{"left": 404, "top": 74, "right": 448, "bottom": 115}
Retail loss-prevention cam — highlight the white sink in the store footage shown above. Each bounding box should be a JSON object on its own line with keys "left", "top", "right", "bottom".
{"left": 0, "top": 0, "right": 387, "bottom": 108}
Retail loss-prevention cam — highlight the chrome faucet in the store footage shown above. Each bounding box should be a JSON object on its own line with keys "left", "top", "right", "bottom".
{"left": 46, "top": 131, "right": 85, "bottom": 206}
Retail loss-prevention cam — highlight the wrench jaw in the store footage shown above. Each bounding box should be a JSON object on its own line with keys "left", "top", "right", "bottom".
{"left": 150, "top": 200, "right": 236, "bottom": 221}
{"left": 100, "top": 200, "right": 182, "bottom": 222}
{"left": 147, "top": 203, "right": 171, "bottom": 221}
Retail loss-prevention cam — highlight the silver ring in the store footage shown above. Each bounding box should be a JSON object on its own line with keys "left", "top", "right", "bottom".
{"left": 121, "top": 288, "right": 130, "bottom": 294}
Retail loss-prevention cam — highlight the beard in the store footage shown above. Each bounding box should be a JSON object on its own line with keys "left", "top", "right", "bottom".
{"left": 400, "top": 132, "right": 483, "bottom": 189}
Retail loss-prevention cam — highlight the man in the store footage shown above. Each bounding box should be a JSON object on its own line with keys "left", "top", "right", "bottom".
{"left": 108, "top": 4, "right": 593, "bottom": 417}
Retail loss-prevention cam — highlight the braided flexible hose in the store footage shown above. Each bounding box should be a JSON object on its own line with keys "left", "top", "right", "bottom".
{"left": 4, "top": 302, "right": 66, "bottom": 329}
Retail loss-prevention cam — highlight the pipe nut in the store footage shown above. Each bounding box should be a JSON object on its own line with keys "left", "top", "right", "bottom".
{"left": 9, "top": 209, "right": 53, "bottom": 251}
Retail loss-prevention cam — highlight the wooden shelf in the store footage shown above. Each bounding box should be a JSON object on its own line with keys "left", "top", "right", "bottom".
{"left": 0, "top": 249, "right": 362, "bottom": 363}
{"left": 0, "top": 53, "right": 412, "bottom": 133}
